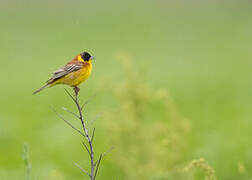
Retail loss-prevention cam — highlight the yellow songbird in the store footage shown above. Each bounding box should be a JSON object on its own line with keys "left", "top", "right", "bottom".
{"left": 33, "top": 51, "right": 94, "bottom": 94}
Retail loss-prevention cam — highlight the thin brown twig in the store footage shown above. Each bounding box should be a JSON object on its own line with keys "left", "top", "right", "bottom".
{"left": 81, "top": 93, "right": 97, "bottom": 111}
{"left": 94, "top": 146, "right": 114, "bottom": 166}
{"left": 74, "top": 162, "right": 90, "bottom": 177}
{"left": 82, "top": 141, "right": 91, "bottom": 156}
{"left": 62, "top": 107, "right": 80, "bottom": 119}
{"left": 103, "top": 146, "right": 114, "bottom": 157}
{"left": 51, "top": 107, "right": 85, "bottom": 137}
{"left": 91, "top": 128, "right": 95, "bottom": 143}
{"left": 64, "top": 87, "right": 96, "bottom": 180}
{"left": 64, "top": 88, "right": 75, "bottom": 102}
{"left": 81, "top": 100, "right": 89, "bottom": 111}
{"left": 88, "top": 113, "right": 102, "bottom": 130}
{"left": 54, "top": 88, "right": 105, "bottom": 180}
{"left": 94, "top": 154, "right": 102, "bottom": 180}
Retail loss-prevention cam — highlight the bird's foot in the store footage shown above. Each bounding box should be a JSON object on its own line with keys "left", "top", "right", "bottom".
{"left": 73, "top": 86, "right": 80, "bottom": 97}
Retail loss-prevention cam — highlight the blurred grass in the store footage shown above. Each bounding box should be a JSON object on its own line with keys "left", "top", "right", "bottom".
{"left": 0, "top": 0, "right": 252, "bottom": 179}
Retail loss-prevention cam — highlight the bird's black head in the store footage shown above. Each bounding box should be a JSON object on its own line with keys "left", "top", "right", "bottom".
{"left": 81, "top": 52, "right": 93, "bottom": 61}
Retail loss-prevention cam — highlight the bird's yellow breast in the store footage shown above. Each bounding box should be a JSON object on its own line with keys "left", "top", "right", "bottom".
{"left": 54, "top": 62, "right": 92, "bottom": 87}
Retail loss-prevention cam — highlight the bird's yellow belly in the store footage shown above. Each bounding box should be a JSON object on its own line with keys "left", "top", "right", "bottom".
{"left": 55, "top": 65, "right": 92, "bottom": 87}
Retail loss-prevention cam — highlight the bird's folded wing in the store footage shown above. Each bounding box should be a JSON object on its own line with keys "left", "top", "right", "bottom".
{"left": 47, "top": 62, "right": 83, "bottom": 82}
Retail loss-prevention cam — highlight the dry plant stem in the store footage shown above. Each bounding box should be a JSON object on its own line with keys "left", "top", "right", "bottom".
{"left": 64, "top": 87, "right": 101, "bottom": 180}
{"left": 53, "top": 87, "right": 115, "bottom": 179}
{"left": 74, "top": 162, "right": 90, "bottom": 177}
{"left": 54, "top": 88, "right": 105, "bottom": 179}
{"left": 52, "top": 107, "right": 86, "bottom": 137}
{"left": 22, "top": 144, "right": 32, "bottom": 180}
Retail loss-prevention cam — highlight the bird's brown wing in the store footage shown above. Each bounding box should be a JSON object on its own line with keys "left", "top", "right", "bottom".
{"left": 47, "top": 62, "right": 83, "bottom": 83}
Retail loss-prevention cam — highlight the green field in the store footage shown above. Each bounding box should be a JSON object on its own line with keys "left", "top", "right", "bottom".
{"left": 1, "top": 0, "right": 252, "bottom": 179}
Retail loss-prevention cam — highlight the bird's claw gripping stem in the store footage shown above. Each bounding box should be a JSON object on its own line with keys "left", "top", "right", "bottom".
{"left": 73, "top": 86, "right": 80, "bottom": 97}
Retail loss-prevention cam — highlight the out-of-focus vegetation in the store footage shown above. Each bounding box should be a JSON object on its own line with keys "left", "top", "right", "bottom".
{"left": 184, "top": 158, "right": 216, "bottom": 180}
{"left": 0, "top": 0, "right": 252, "bottom": 179}
{"left": 104, "top": 54, "right": 190, "bottom": 179}
{"left": 22, "top": 144, "right": 32, "bottom": 180}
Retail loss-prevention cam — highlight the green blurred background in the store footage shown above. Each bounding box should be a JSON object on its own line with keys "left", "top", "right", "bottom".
{"left": 0, "top": 0, "right": 252, "bottom": 179}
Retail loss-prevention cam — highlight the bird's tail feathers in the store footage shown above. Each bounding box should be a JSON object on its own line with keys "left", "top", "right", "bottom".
{"left": 32, "top": 84, "right": 49, "bottom": 95}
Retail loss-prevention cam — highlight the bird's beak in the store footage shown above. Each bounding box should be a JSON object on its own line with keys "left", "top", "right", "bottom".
{"left": 91, "top": 56, "right": 95, "bottom": 60}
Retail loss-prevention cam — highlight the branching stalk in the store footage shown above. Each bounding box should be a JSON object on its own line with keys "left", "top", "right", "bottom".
{"left": 59, "top": 87, "right": 104, "bottom": 180}
{"left": 53, "top": 88, "right": 109, "bottom": 179}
